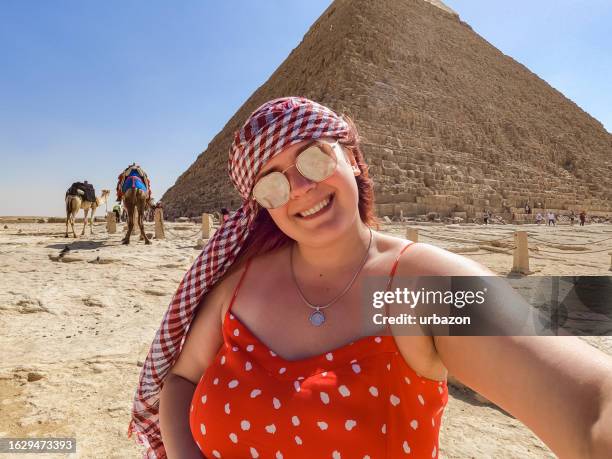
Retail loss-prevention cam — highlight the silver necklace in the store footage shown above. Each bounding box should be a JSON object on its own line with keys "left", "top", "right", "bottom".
{"left": 290, "top": 227, "right": 373, "bottom": 326}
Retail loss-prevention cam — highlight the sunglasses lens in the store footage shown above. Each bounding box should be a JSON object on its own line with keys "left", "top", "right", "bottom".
{"left": 296, "top": 144, "right": 337, "bottom": 182}
{"left": 252, "top": 172, "right": 290, "bottom": 209}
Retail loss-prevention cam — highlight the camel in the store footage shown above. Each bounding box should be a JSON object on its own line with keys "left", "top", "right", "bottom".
{"left": 65, "top": 189, "right": 110, "bottom": 238}
{"left": 122, "top": 187, "right": 151, "bottom": 245}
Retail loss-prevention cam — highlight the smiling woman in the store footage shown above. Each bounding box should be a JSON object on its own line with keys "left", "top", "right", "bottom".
{"left": 128, "top": 97, "right": 612, "bottom": 459}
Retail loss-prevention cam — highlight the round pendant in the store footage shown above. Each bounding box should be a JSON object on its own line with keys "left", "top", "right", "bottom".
{"left": 309, "top": 310, "right": 326, "bottom": 327}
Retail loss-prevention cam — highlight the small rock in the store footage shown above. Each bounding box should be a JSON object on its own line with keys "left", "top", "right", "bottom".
{"left": 92, "top": 364, "right": 105, "bottom": 374}
{"left": 17, "top": 296, "right": 50, "bottom": 314}
{"left": 136, "top": 360, "right": 144, "bottom": 367}
{"left": 3, "top": 225, "right": 7, "bottom": 229}
{"left": 83, "top": 297, "right": 108, "bottom": 308}
{"left": 27, "top": 372, "right": 44, "bottom": 382}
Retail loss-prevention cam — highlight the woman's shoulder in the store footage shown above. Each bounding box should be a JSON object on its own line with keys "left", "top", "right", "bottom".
{"left": 214, "top": 245, "right": 290, "bottom": 317}
{"left": 374, "top": 230, "right": 493, "bottom": 277}
{"left": 192, "top": 259, "right": 249, "bottom": 327}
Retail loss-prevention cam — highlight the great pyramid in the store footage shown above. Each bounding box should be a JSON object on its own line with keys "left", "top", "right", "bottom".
{"left": 162, "top": 0, "right": 612, "bottom": 221}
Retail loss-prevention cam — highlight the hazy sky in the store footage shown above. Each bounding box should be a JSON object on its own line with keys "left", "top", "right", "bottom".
{"left": 1, "top": 0, "right": 610, "bottom": 216}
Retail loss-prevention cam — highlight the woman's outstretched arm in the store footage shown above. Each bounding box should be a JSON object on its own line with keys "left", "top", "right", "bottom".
{"left": 436, "top": 334, "right": 612, "bottom": 458}
{"left": 399, "top": 243, "right": 612, "bottom": 458}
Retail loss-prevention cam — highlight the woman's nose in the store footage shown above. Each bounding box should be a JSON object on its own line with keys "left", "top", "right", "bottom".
{"left": 287, "top": 167, "right": 316, "bottom": 199}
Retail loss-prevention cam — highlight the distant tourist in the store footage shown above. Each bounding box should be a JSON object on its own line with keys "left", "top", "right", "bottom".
{"left": 525, "top": 203, "right": 531, "bottom": 215}
{"left": 220, "top": 207, "right": 230, "bottom": 223}
{"left": 569, "top": 211, "right": 576, "bottom": 226}
{"left": 112, "top": 203, "right": 122, "bottom": 222}
{"left": 579, "top": 210, "right": 587, "bottom": 226}
{"left": 146, "top": 198, "right": 156, "bottom": 222}
{"left": 535, "top": 212, "right": 543, "bottom": 225}
{"left": 547, "top": 211, "right": 556, "bottom": 226}
{"left": 483, "top": 209, "right": 492, "bottom": 225}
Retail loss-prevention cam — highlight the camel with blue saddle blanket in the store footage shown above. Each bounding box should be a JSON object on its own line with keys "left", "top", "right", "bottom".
{"left": 117, "top": 164, "right": 152, "bottom": 245}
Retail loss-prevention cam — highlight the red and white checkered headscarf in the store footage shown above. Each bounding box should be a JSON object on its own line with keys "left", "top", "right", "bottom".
{"left": 128, "top": 97, "right": 350, "bottom": 458}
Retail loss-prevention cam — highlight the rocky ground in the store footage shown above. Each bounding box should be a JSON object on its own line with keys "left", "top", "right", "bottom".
{"left": 1, "top": 220, "right": 611, "bottom": 458}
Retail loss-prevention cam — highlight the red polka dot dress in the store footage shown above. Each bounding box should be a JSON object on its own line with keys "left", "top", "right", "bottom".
{"left": 189, "top": 245, "right": 448, "bottom": 458}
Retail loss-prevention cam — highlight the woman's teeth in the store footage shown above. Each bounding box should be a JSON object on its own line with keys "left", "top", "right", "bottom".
{"left": 300, "top": 197, "right": 330, "bottom": 217}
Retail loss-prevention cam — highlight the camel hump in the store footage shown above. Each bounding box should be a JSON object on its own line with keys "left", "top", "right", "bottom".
{"left": 121, "top": 165, "right": 147, "bottom": 180}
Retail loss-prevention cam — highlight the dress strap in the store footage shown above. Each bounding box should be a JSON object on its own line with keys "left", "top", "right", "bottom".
{"left": 227, "top": 258, "right": 252, "bottom": 314}
{"left": 385, "top": 242, "right": 416, "bottom": 291}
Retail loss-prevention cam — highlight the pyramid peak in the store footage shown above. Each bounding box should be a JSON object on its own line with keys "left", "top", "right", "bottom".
{"left": 422, "top": 0, "right": 458, "bottom": 17}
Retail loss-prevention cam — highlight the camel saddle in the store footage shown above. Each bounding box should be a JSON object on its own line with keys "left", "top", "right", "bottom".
{"left": 66, "top": 182, "right": 96, "bottom": 202}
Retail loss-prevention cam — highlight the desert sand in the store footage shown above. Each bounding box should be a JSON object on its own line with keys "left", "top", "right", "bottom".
{"left": 1, "top": 219, "right": 611, "bottom": 458}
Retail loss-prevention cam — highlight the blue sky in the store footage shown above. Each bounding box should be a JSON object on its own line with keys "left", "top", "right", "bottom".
{"left": 1, "top": 0, "right": 610, "bottom": 216}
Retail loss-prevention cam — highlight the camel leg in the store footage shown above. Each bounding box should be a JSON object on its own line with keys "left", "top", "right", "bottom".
{"left": 67, "top": 202, "right": 77, "bottom": 238}
{"left": 70, "top": 211, "right": 77, "bottom": 238}
{"left": 122, "top": 204, "right": 134, "bottom": 245}
{"left": 81, "top": 208, "right": 88, "bottom": 236}
{"left": 135, "top": 206, "right": 143, "bottom": 240}
{"left": 65, "top": 198, "right": 73, "bottom": 237}
{"left": 137, "top": 199, "right": 151, "bottom": 245}
{"left": 90, "top": 205, "right": 95, "bottom": 235}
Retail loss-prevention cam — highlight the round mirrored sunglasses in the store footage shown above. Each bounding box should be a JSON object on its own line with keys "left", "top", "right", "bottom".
{"left": 252, "top": 141, "right": 340, "bottom": 209}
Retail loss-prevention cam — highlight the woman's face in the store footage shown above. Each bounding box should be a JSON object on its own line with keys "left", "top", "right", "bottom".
{"left": 255, "top": 139, "right": 361, "bottom": 245}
